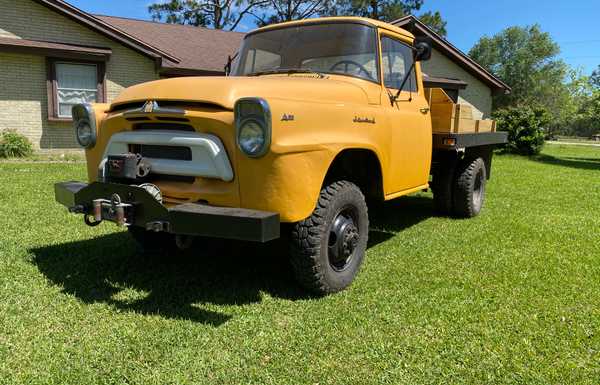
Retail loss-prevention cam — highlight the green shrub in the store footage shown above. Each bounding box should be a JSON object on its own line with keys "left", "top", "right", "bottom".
{"left": 493, "top": 106, "right": 549, "bottom": 155}
{"left": 0, "top": 130, "right": 33, "bottom": 158}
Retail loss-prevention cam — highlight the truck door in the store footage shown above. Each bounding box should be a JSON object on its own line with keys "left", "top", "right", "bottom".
{"left": 380, "top": 35, "right": 432, "bottom": 195}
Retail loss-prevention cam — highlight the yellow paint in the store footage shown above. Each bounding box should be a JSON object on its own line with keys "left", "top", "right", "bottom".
{"left": 83, "top": 17, "right": 434, "bottom": 223}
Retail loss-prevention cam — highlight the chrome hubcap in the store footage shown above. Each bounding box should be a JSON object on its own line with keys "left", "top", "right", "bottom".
{"left": 473, "top": 169, "right": 485, "bottom": 208}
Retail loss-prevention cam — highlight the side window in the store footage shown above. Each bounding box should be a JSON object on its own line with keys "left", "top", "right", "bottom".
{"left": 381, "top": 37, "right": 417, "bottom": 92}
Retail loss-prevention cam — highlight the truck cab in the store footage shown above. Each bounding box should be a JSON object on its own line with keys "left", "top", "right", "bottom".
{"left": 56, "top": 17, "right": 506, "bottom": 294}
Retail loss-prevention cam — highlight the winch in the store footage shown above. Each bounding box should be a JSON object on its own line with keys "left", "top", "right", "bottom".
{"left": 106, "top": 153, "right": 151, "bottom": 182}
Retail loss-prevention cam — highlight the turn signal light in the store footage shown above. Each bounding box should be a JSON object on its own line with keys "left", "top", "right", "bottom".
{"left": 443, "top": 138, "right": 456, "bottom": 146}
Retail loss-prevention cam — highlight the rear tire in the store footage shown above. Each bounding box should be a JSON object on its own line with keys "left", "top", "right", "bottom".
{"left": 452, "top": 157, "right": 487, "bottom": 218}
{"left": 290, "top": 180, "right": 369, "bottom": 295}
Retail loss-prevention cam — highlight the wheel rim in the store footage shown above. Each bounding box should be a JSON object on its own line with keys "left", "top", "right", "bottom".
{"left": 327, "top": 205, "right": 360, "bottom": 272}
{"left": 473, "top": 168, "right": 485, "bottom": 209}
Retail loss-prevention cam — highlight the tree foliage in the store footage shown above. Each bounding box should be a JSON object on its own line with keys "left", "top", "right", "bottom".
{"left": 591, "top": 65, "right": 600, "bottom": 89}
{"left": 418, "top": 11, "right": 446, "bottom": 37}
{"left": 469, "top": 25, "right": 569, "bottom": 112}
{"left": 324, "top": 0, "right": 423, "bottom": 21}
{"left": 569, "top": 90, "right": 600, "bottom": 137}
{"left": 321, "top": 0, "right": 446, "bottom": 36}
{"left": 148, "top": 0, "right": 268, "bottom": 30}
{"left": 493, "top": 106, "right": 549, "bottom": 155}
{"left": 469, "top": 25, "right": 600, "bottom": 138}
{"left": 148, "top": 0, "right": 448, "bottom": 37}
{"left": 252, "top": 0, "right": 331, "bottom": 26}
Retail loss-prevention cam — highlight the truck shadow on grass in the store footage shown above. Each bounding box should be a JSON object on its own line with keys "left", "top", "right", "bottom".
{"left": 494, "top": 150, "right": 600, "bottom": 171}
{"left": 532, "top": 154, "right": 600, "bottom": 171}
{"left": 30, "top": 195, "right": 433, "bottom": 326}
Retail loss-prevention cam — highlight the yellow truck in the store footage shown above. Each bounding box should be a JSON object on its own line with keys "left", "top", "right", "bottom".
{"left": 55, "top": 17, "right": 507, "bottom": 294}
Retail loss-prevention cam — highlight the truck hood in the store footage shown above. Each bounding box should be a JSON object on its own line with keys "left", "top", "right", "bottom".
{"left": 111, "top": 75, "right": 377, "bottom": 110}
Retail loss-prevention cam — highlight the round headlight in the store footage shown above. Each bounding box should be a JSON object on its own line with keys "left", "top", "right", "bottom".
{"left": 72, "top": 104, "right": 96, "bottom": 149}
{"left": 76, "top": 120, "right": 95, "bottom": 148}
{"left": 238, "top": 119, "right": 266, "bottom": 156}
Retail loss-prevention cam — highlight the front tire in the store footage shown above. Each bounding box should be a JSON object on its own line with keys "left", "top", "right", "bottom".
{"left": 128, "top": 226, "right": 175, "bottom": 253}
{"left": 290, "top": 181, "right": 369, "bottom": 295}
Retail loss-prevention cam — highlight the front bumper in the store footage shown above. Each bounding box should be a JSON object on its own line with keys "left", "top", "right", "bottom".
{"left": 55, "top": 181, "right": 280, "bottom": 242}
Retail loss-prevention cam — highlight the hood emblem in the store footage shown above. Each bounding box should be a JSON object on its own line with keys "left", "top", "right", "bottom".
{"left": 353, "top": 116, "right": 376, "bottom": 124}
{"left": 142, "top": 101, "right": 159, "bottom": 113}
{"left": 281, "top": 113, "right": 295, "bottom": 122}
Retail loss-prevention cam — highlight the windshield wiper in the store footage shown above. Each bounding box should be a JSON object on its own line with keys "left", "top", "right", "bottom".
{"left": 246, "top": 68, "right": 325, "bottom": 78}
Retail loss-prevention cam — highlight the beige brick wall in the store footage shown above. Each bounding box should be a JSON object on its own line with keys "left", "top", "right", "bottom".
{"left": 422, "top": 49, "right": 493, "bottom": 119}
{"left": 0, "top": 0, "right": 159, "bottom": 149}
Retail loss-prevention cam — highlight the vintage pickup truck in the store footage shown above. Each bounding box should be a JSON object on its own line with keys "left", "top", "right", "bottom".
{"left": 55, "top": 17, "right": 507, "bottom": 294}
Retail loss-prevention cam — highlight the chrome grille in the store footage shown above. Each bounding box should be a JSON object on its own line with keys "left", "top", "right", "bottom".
{"left": 132, "top": 123, "right": 195, "bottom": 132}
{"left": 129, "top": 144, "right": 192, "bottom": 161}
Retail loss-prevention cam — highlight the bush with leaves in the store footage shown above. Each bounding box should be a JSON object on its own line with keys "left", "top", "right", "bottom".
{"left": 0, "top": 130, "right": 33, "bottom": 158}
{"left": 493, "top": 106, "right": 549, "bottom": 155}
{"left": 569, "top": 91, "right": 600, "bottom": 138}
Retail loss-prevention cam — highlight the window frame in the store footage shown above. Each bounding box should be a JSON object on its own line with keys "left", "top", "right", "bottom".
{"left": 46, "top": 57, "right": 106, "bottom": 122}
{"left": 378, "top": 34, "right": 419, "bottom": 94}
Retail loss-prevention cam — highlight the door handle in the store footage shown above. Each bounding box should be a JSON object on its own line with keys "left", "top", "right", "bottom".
{"left": 420, "top": 107, "right": 430, "bottom": 114}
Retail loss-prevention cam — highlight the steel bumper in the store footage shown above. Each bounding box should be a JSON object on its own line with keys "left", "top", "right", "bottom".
{"left": 55, "top": 181, "right": 280, "bottom": 242}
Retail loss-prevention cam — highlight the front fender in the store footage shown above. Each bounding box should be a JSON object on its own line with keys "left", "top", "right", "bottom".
{"left": 237, "top": 98, "right": 388, "bottom": 222}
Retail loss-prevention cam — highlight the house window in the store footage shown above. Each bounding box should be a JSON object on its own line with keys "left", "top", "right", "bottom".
{"left": 56, "top": 63, "right": 97, "bottom": 118}
{"left": 47, "top": 58, "right": 106, "bottom": 121}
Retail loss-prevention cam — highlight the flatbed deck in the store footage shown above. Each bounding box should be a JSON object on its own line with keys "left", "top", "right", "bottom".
{"left": 432, "top": 131, "right": 508, "bottom": 151}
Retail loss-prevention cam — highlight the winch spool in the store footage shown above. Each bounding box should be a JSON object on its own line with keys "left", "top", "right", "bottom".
{"left": 138, "top": 183, "right": 163, "bottom": 203}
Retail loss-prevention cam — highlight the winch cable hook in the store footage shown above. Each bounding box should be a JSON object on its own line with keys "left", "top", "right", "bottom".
{"left": 84, "top": 214, "right": 102, "bottom": 227}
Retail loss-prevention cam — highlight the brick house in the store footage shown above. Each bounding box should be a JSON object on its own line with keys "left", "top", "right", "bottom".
{"left": 0, "top": 0, "right": 242, "bottom": 149}
{"left": 0, "top": 0, "right": 508, "bottom": 150}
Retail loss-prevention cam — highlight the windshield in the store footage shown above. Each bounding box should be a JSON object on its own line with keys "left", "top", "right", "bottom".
{"left": 232, "top": 23, "right": 380, "bottom": 83}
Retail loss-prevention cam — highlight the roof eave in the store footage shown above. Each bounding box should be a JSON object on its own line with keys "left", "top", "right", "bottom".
{"left": 0, "top": 37, "right": 112, "bottom": 60}
{"left": 32, "top": 0, "right": 180, "bottom": 64}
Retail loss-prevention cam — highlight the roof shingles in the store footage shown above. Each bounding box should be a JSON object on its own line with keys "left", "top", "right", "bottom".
{"left": 96, "top": 15, "right": 244, "bottom": 74}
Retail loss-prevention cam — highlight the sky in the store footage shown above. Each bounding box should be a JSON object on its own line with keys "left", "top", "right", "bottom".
{"left": 69, "top": 0, "right": 600, "bottom": 75}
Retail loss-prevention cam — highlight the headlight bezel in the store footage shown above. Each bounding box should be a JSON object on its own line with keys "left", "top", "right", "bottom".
{"left": 235, "top": 98, "right": 271, "bottom": 158}
{"left": 72, "top": 103, "right": 97, "bottom": 149}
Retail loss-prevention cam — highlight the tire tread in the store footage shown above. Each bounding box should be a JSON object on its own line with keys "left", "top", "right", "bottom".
{"left": 290, "top": 180, "right": 368, "bottom": 294}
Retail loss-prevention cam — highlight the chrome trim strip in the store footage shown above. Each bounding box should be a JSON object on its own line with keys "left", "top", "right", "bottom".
{"left": 100, "top": 130, "right": 234, "bottom": 182}
{"left": 122, "top": 101, "right": 186, "bottom": 117}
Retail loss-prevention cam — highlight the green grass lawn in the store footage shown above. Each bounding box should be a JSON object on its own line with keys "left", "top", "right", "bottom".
{"left": 1, "top": 144, "right": 599, "bottom": 384}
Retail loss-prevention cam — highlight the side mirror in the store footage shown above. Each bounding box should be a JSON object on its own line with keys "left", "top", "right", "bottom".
{"left": 414, "top": 36, "right": 432, "bottom": 62}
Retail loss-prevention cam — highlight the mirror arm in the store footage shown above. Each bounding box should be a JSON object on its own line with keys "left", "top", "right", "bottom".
{"left": 224, "top": 52, "right": 239, "bottom": 76}
{"left": 224, "top": 55, "right": 232, "bottom": 76}
{"left": 390, "top": 59, "right": 417, "bottom": 105}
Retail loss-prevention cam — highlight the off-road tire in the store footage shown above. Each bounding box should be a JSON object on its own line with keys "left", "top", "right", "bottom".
{"left": 128, "top": 226, "right": 175, "bottom": 253}
{"left": 452, "top": 157, "right": 487, "bottom": 218}
{"left": 290, "top": 180, "right": 369, "bottom": 295}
